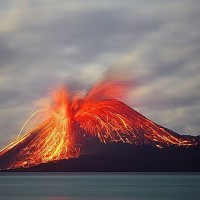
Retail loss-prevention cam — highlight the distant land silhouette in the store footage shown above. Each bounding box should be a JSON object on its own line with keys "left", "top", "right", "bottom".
{"left": 2, "top": 143, "right": 200, "bottom": 172}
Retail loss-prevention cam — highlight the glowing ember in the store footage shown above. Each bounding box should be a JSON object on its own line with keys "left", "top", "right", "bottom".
{"left": 0, "top": 81, "right": 197, "bottom": 169}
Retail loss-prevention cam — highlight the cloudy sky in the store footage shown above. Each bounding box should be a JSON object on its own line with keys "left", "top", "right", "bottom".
{"left": 0, "top": 0, "right": 199, "bottom": 149}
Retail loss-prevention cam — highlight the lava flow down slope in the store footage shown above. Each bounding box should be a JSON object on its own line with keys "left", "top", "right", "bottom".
{"left": 0, "top": 81, "right": 198, "bottom": 170}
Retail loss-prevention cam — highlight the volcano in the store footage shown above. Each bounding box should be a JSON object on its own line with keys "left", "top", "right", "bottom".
{"left": 0, "top": 81, "right": 199, "bottom": 171}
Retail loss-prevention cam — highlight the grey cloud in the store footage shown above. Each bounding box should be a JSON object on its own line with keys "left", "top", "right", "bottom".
{"left": 5, "top": 2, "right": 166, "bottom": 66}
{"left": 0, "top": 0, "right": 200, "bottom": 149}
{"left": 0, "top": 38, "right": 19, "bottom": 67}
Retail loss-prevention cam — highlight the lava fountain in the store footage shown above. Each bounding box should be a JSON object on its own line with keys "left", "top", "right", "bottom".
{"left": 0, "top": 81, "right": 197, "bottom": 170}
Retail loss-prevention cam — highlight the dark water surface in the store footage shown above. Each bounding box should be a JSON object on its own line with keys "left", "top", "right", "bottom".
{"left": 0, "top": 173, "right": 200, "bottom": 200}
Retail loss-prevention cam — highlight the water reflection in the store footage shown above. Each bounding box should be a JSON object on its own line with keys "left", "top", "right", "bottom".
{"left": 1, "top": 173, "right": 200, "bottom": 200}
{"left": 43, "top": 197, "right": 71, "bottom": 200}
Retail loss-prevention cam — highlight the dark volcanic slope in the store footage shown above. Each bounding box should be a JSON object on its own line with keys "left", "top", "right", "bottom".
{"left": 4, "top": 143, "right": 200, "bottom": 172}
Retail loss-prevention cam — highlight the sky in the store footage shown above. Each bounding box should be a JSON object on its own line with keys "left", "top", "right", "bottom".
{"left": 0, "top": 0, "right": 200, "bottom": 149}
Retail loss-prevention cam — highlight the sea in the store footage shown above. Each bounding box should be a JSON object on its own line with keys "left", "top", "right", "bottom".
{"left": 0, "top": 173, "right": 200, "bottom": 200}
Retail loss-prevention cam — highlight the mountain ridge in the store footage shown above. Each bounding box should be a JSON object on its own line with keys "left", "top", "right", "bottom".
{"left": 0, "top": 99, "right": 199, "bottom": 171}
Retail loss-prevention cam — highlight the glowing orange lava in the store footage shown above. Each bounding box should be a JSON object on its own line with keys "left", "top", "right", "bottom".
{"left": 0, "top": 81, "right": 197, "bottom": 169}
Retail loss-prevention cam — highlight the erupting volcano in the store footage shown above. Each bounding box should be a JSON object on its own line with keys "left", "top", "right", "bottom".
{"left": 0, "top": 81, "right": 198, "bottom": 170}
